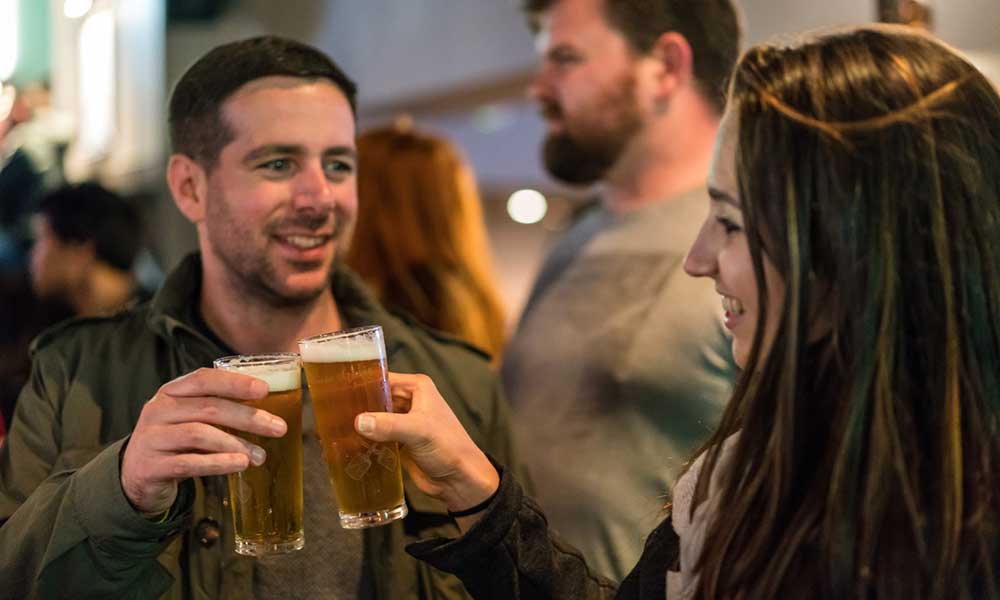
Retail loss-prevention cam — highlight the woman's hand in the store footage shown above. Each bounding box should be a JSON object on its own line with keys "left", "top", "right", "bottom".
{"left": 355, "top": 372, "right": 499, "bottom": 530}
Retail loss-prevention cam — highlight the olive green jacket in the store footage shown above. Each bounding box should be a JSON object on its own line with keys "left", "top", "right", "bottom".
{"left": 0, "top": 254, "right": 520, "bottom": 599}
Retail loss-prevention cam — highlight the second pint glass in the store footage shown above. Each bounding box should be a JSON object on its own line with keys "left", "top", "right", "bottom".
{"left": 213, "top": 353, "right": 304, "bottom": 556}
{"left": 298, "top": 325, "right": 408, "bottom": 529}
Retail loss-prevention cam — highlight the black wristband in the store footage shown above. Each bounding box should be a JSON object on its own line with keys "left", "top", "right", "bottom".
{"left": 447, "top": 486, "right": 500, "bottom": 518}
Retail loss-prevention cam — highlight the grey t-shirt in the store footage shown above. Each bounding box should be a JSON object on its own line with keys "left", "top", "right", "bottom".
{"left": 501, "top": 187, "right": 736, "bottom": 581}
{"left": 253, "top": 384, "right": 375, "bottom": 599}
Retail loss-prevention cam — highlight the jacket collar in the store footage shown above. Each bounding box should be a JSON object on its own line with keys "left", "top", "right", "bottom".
{"left": 146, "top": 253, "right": 405, "bottom": 358}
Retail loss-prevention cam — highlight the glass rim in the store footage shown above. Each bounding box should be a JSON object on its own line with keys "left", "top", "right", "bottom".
{"left": 297, "top": 325, "right": 383, "bottom": 347}
{"left": 213, "top": 352, "right": 301, "bottom": 369}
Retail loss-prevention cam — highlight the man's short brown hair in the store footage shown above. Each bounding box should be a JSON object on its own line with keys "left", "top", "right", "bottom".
{"left": 169, "top": 36, "right": 357, "bottom": 172}
{"left": 524, "top": 0, "right": 742, "bottom": 113}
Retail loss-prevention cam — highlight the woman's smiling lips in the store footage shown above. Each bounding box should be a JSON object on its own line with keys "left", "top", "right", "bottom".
{"left": 720, "top": 292, "right": 746, "bottom": 331}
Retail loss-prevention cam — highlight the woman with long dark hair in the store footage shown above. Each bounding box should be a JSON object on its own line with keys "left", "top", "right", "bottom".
{"left": 352, "top": 25, "right": 1000, "bottom": 599}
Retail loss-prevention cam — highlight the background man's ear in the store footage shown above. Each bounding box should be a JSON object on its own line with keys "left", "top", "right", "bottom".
{"left": 167, "top": 154, "right": 209, "bottom": 223}
{"left": 67, "top": 238, "right": 98, "bottom": 268}
{"left": 650, "top": 31, "right": 694, "bottom": 101}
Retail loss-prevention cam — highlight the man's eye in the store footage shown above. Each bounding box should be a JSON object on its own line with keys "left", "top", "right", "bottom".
{"left": 324, "top": 160, "right": 354, "bottom": 177}
{"left": 548, "top": 49, "right": 582, "bottom": 66}
{"left": 552, "top": 55, "right": 581, "bottom": 66}
{"left": 260, "top": 159, "right": 292, "bottom": 172}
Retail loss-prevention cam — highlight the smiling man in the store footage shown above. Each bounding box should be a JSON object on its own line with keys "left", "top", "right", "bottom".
{"left": 0, "top": 37, "right": 520, "bottom": 600}
{"left": 502, "top": 0, "right": 743, "bottom": 580}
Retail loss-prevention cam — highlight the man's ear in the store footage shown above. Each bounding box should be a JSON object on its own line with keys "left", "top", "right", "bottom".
{"left": 68, "top": 238, "right": 97, "bottom": 268}
{"left": 167, "top": 153, "right": 209, "bottom": 223}
{"left": 648, "top": 31, "right": 694, "bottom": 105}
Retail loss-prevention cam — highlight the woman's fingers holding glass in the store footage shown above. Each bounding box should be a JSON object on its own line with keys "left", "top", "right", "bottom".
{"left": 358, "top": 372, "right": 499, "bottom": 516}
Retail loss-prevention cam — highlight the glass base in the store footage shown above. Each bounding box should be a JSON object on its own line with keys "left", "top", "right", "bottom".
{"left": 339, "top": 502, "right": 408, "bottom": 529}
{"left": 234, "top": 533, "right": 305, "bottom": 557}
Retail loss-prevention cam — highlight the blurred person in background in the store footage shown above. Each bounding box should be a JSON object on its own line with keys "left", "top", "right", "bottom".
{"left": 0, "top": 83, "right": 73, "bottom": 268}
{"left": 0, "top": 83, "right": 71, "bottom": 187}
{"left": 353, "top": 24, "right": 1000, "bottom": 600}
{"left": 0, "top": 85, "right": 45, "bottom": 269}
{"left": 0, "top": 36, "right": 520, "bottom": 599}
{"left": 345, "top": 123, "right": 507, "bottom": 360}
{"left": 29, "top": 182, "right": 148, "bottom": 317}
{"left": 0, "top": 181, "right": 146, "bottom": 436}
{"left": 502, "top": 0, "right": 741, "bottom": 579}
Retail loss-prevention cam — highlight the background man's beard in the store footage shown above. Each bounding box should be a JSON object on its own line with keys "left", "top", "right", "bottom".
{"left": 538, "top": 68, "right": 643, "bottom": 185}
{"left": 540, "top": 101, "right": 642, "bottom": 185}
{"left": 542, "top": 132, "right": 626, "bottom": 185}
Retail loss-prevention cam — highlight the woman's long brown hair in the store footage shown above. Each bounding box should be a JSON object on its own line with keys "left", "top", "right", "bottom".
{"left": 344, "top": 126, "right": 507, "bottom": 358}
{"left": 691, "top": 25, "right": 1000, "bottom": 599}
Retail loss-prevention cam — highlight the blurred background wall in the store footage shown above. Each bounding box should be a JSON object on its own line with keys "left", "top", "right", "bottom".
{"left": 3, "top": 0, "right": 999, "bottom": 324}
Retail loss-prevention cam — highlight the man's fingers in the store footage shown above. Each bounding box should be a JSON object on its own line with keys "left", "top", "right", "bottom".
{"left": 154, "top": 453, "right": 253, "bottom": 480}
{"left": 147, "top": 423, "right": 267, "bottom": 466}
{"left": 161, "top": 368, "right": 269, "bottom": 401}
{"left": 158, "top": 396, "right": 286, "bottom": 438}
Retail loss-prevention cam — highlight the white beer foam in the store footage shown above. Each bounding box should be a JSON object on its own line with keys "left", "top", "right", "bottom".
{"left": 299, "top": 337, "right": 382, "bottom": 363}
{"left": 237, "top": 365, "right": 301, "bottom": 392}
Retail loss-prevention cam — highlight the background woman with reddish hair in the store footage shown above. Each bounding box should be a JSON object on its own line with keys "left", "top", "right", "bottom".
{"left": 345, "top": 124, "right": 507, "bottom": 359}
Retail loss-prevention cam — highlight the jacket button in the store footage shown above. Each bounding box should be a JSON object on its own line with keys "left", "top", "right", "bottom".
{"left": 195, "top": 518, "right": 221, "bottom": 548}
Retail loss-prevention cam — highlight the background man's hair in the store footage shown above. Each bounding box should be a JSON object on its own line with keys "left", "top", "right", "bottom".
{"left": 168, "top": 36, "right": 358, "bottom": 171}
{"left": 37, "top": 182, "right": 142, "bottom": 271}
{"left": 523, "top": 0, "right": 742, "bottom": 113}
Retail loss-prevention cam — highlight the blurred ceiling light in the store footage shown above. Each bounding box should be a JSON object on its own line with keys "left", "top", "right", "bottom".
{"left": 64, "top": 0, "right": 94, "bottom": 19}
{"left": 507, "top": 189, "right": 548, "bottom": 225}
{"left": 76, "top": 8, "right": 115, "bottom": 157}
{"left": 0, "top": 0, "right": 18, "bottom": 81}
{"left": 473, "top": 104, "right": 515, "bottom": 134}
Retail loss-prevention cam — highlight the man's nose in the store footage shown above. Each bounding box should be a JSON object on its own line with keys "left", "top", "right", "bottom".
{"left": 527, "top": 66, "right": 552, "bottom": 104}
{"left": 292, "top": 164, "right": 333, "bottom": 208}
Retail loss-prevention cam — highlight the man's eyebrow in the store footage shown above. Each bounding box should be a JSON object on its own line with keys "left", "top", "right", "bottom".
{"left": 324, "top": 146, "right": 357, "bottom": 159}
{"left": 708, "top": 186, "right": 740, "bottom": 207}
{"left": 241, "top": 144, "right": 357, "bottom": 164}
{"left": 242, "top": 144, "right": 305, "bottom": 164}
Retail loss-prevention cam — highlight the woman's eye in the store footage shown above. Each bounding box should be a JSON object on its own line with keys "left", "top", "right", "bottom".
{"left": 716, "top": 216, "right": 742, "bottom": 234}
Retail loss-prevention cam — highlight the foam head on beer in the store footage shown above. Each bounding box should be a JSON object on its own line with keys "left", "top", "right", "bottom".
{"left": 299, "top": 328, "right": 385, "bottom": 364}
{"left": 216, "top": 356, "right": 301, "bottom": 392}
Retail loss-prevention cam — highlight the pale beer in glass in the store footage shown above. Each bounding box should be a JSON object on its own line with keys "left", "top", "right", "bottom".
{"left": 213, "top": 353, "right": 304, "bottom": 556}
{"left": 298, "top": 325, "right": 407, "bottom": 528}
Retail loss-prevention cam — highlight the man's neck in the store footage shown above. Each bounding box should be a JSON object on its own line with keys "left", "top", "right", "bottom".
{"left": 601, "top": 91, "right": 719, "bottom": 213}
{"left": 70, "top": 264, "right": 136, "bottom": 317}
{"left": 199, "top": 270, "right": 343, "bottom": 355}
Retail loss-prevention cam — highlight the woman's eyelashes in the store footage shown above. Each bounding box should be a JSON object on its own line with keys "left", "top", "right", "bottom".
{"left": 716, "top": 215, "right": 743, "bottom": 235}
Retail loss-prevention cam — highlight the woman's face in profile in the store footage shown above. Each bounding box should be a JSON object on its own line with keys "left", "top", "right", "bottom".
{"left": 684, "top": 110, "right": 786, "bottom": 369}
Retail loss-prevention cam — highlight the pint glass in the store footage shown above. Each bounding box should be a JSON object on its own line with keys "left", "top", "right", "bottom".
{"left": 213, "top": 353, "right": 304, "bottom": 556}
{"left": 298, "top": 325, "right": 407, "bottom": 529}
